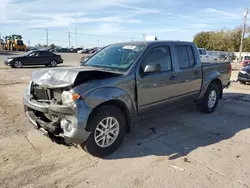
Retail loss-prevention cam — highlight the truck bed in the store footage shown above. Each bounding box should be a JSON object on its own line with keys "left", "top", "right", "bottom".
{"left": 202, "top": 61, "right": 231, "bottom": 88}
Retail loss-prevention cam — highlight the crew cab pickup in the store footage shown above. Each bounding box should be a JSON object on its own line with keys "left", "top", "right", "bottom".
{"left": 23, "top": 41, "right": 231, "bottom": 157}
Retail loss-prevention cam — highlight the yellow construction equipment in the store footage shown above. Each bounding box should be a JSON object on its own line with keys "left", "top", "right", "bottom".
{"left": 4, "top": 34, "right": 26, "bottom": 51}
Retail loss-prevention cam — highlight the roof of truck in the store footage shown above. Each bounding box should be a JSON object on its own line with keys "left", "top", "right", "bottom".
{"left": 111, "top": 40, "right": 194, "bottom": 46}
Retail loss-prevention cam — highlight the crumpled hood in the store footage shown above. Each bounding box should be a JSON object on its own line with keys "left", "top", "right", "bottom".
{"left": 31, "top": 67, "right": 122, "bottom": 88}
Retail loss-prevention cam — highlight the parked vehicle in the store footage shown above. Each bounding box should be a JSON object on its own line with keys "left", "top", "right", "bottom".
{"left": 72, "top": 48, "right": 83, "bottom": 53}
{"left": 4, "top": 34, "right": 27, "bottom": 51}
{"left": 198, "top": 48, "right": 209, "bottom": 62}
{"left": 238, "top": 66, "right": 250, "bottom": 84}
{"left": 57, "top": 48, "right": 70, "bottom": 53}
{"left": 4, "top": 50, "right": 63, "bottom": 68}
{"left": 23, "top": 41, "right": 231, "bottom": 157}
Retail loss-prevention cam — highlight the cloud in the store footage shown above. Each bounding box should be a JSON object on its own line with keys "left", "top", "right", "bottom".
{"left": 205, "top": 8, "right": 239, "bottom": 19}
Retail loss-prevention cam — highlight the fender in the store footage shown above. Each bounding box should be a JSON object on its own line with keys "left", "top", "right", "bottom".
{"left": 197, "top": 70, "right": 222, "bottom": 100}
{"left": 80, "top": 86, "right": 137, "bottom": 125}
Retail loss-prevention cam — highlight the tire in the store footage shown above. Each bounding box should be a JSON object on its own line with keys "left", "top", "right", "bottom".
{"left": 196, "top": 84, "right": 219, "bottom": 113}
{"left": 82, "top": 105, "right": 126, "bottom": 158}
{"left": 12, "top": 61, "right": 23, "bottom": 68}
{"left": 49, "top": 60, "right": 57, "bottom": 67}
{"left": 239, "top": 80, "right": 246, "bottom": 84}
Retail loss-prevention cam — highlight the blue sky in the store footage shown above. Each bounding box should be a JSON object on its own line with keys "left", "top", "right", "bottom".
{"left": 0, "top": 0, "right": 248, "bottom": 47}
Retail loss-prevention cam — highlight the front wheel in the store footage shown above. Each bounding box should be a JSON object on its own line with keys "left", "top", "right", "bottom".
{"left": 196, "top": 84, "right": 219, "bottom": 113}
{"left": 82, "top": 105, "right": 126, "bottom": 158}
{"left": 12, "top": 61, "right": 23, "bottom": 68}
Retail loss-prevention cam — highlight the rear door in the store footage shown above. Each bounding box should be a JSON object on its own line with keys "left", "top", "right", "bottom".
{"left": 136, "top": 45, "right": 180, "bottom": 115}
{"left": 174, "top": 44, "right": 202, "bottom": 101}
{"left": 39, "top": 51, "right": 53, "bottom": 64}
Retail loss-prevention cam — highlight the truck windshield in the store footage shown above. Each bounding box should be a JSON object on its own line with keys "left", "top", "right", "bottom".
{"left": 83, "top": 44, "right": 146, "bottom": 71}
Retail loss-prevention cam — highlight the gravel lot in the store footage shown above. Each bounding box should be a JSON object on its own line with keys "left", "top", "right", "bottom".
{"left": 0, "top": 51, "right": 250, "bottom": 188}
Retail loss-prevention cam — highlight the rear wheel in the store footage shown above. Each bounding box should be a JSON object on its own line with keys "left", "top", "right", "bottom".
{"left": 196, "top": 84, "right": 219, "bottom": 113}
{"left": 239, "top": 80, "right": 246, "bottom": 84}
{"left": 82, "top": 105, "right": 126, "bottom": 158}
{"left": 12, "top": 61, "right": 23, "bottom": 68}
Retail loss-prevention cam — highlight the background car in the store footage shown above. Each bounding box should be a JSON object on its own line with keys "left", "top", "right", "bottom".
{"left": 4, "top": 50, "right": 63, "bottom": 68}
{"left": 238, "top": 66, "right": 250, "bottom": 84}
{"left": 242, "top": 60, "right": 250, "bottom": 67}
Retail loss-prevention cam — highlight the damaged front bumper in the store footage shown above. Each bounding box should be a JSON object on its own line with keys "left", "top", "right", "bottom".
{"left": 23, "top": 87, "right": 91, "bottom": 145}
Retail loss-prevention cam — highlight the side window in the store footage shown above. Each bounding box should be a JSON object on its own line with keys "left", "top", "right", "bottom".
{"left": 33, "top": 51, "right": 40, "bottom": 56}
{"left": 40, "top": 51, "right": 52, "bottom": 56}
{"left": 199, "top": 49, "right": 206, "bottom": 55}
{"left": 186, "top": 46, "right": 195, "bottom": 66}
{"left": 141, "top": 46, "right": 172, "bottom": 72}
{"left": 176, "top": 46, "right": 189, "bottom": 69}
{"left": 176, "top": 45, "right": 196, "bottom": 69}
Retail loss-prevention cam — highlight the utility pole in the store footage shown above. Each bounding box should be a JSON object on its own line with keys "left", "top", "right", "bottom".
{"left": 239, "top": 7, "right": 249, "bottom": 63}
{"left": 142, "top": 33, "right": 145, "bottom": 40}
{"left": 28, "top": 40, "right": 30, "bottom": 47}
{"left": 75, "top": 28, "right": 78, "bottom": 47}
{"left": 0, "top": 32, "right": 2, "bottom": 50}
{"left": 46, "top": 28, "right": 48, "bottom": 47}
{"left": 68, "top": 31, "right": 71, "bottom": 48}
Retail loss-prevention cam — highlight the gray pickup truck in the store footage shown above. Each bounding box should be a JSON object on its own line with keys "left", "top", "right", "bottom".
{"left": 23, "top": 41, "right": 231, "bottom": 157}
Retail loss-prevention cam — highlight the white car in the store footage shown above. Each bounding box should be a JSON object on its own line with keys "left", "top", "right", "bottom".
{"left": 198, "top": 48, "right": 209, "bottom": 62}
{"left": 77, "top": 49, "right": 85, "bottom": 54}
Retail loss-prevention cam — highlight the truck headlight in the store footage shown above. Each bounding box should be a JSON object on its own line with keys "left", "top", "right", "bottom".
{"left": 7, "top": 58, "right": 13, "bottom": 62}
{"left": 61, "top": 91, "right": 81, "bottom": 107}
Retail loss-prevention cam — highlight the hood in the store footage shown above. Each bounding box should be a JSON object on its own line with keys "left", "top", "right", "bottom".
{"left": 7, "top": 54, "right": 25, "bottom": 59}
{"left": 31, "top": 67, "right": 122, "bottom": 88}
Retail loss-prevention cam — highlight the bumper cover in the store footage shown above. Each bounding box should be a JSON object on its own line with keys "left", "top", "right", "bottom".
{"left": 23, "top": 88, "right": 91, "bottom": 144}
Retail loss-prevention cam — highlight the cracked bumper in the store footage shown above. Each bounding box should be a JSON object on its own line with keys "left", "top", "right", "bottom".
{"left": 23, "top": 87, "right": 91, "bottom": 144}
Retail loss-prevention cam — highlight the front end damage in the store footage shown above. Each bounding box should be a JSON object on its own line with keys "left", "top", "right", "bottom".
{"left": 23, "top": 81, "right": 92, "bottom": 145}
{"left": 23, "top": 68, "right": 122, "bottom": 145}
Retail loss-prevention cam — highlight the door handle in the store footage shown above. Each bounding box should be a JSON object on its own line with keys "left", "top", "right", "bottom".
{"left": 169, "top": 75, "right": 177, "bottom": 80}
{"left": 193, "top": 71, "right": 199, "bottom": 76}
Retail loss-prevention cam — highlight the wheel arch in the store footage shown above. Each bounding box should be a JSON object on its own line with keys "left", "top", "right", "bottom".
{"left": 85, "top": 99, "right": 132, "bottom": 133}
{"left": 210, "top": 78, "right": 223, "bottom": 99}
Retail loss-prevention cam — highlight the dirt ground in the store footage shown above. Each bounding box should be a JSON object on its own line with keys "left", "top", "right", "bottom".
{"left": 0, "top": 51, "right": 250, "bottom": 188}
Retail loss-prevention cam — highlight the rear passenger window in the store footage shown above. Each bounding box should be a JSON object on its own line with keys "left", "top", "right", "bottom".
{"left": 40, "top": 51, "right": 53, "bottom": 56}
{"left": 176, "top": 46, "right": 189, "bottom": 69}
{"left": 186, "top": 46, "right": 195, "bottom": 66}
{"left": 176, "top": 45, "right": 195, "bottom": 69}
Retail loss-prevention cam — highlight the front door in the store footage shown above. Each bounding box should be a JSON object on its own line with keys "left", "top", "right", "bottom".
{"left": 136, "top": 45, "right": 180, "bottom": 116}
{"left": 27, "top": 51, "right": 42, "bottom": 65}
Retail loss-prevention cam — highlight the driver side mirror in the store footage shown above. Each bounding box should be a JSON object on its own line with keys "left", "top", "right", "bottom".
{"left": 143, "top": 63, "right": 161, "bottom": 73}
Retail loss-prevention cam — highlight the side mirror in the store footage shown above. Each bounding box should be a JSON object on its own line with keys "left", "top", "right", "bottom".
{"left": 143, "top": 63, "right": 161, "bottom": 73}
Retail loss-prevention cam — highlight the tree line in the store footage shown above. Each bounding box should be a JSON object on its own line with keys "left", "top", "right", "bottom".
{"left": 193, "top": 26, "right": 250, "bottom": 52}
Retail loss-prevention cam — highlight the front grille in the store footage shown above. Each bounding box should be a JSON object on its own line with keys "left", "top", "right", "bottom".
{"left": 34, "top": 88, "right": 49, "bottom": 100}
{"left": 31, "top": 82, "right": 63, "bottom": 103}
